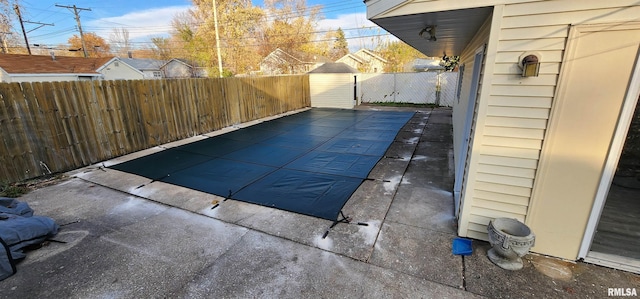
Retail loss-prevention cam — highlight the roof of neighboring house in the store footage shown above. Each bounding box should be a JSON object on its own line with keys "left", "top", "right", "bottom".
{"left": 263, "top": 48, "right": 331, "bottom": 65}
{"left": 0, "top": 54, "right": 113, "bottom": 75}
{"left": 161, "top": 58, "right": 204, "bottom": 69}
{"left": 336, "top": 53, "right": 365, "bottom": 64}
{"left": 411, "top": 58, "right": 445, "bottom": 71}
{"left": 308, "top": 62, "right": 359, "bottom": 73}
{"left": 354, "top": 49, "right": 387, "bottom": 63}
{"left": 336, "top": 49, "right": 388, "bottom": 66}
{"left": 291, "top": 50, "right": 331, "bottom": 64}
{"left": 119, "top": 58, "right": 166, "bottom": 71}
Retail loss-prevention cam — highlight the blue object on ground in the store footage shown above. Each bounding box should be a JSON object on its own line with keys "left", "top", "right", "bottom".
{"left": 452, "top": 238, "right": 473, "bottom": 256}
{"left": 1, "top": 197, "right": 59, "bottom": 281}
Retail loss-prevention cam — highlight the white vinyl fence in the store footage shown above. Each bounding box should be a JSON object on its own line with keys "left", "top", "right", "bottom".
{"left": 360, "top": 72, "right": 459, "bottom": 107}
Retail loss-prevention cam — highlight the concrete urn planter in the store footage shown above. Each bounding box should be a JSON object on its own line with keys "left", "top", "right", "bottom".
{"left": 487, "top": 218, "right": 535, "bottom": 270}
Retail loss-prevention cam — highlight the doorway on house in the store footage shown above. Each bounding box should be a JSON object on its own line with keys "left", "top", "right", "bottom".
{"left": 588, "top": 95, "right": 640, "bottom": 272}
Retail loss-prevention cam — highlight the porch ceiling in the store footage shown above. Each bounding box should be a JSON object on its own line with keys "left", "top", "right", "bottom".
{"left": 371, "top": 7, "right": 493, "bottom": 57}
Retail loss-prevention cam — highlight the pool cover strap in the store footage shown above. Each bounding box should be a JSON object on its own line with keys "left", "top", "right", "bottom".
{"left": 322, "top": 211, "right": 352, "bottom": 239}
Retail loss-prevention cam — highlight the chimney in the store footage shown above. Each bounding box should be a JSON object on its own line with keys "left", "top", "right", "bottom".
{"left": 50, "top": 51, "right": 55, "bottom": 61}
{"left": 128, "top": 51, "right": 132, "bottom": 58}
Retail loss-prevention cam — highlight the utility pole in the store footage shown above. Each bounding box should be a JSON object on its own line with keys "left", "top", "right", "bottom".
{"left": 212, "top": 0, "right": 223, "bottom": 77}
{"left": 14, "top": 4, "right": 31, "bottom": 55}
{"left": 56, "top": 4, "right": 91, "bottom": 58}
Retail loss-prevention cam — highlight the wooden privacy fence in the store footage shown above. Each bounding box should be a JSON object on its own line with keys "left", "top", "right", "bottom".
{"left": 0, "top": 76, "right": 310, "bottom": 183}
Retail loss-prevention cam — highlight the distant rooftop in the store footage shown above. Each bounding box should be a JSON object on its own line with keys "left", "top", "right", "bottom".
{"left": 0, "top": 54, "right": 113, "bottom": 74}
{"left": 308, "top": 62, "right": 359, "bottom": 73}
{"left": 119, "top": 58, "right": 167, "bottom": 71}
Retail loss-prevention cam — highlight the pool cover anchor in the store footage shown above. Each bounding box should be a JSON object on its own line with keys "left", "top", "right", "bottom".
{"left": 322, "top": 211, "right": 351, "bottom": 239}
{"left": 211, "top": 190, "right": 233, "bottom": 210}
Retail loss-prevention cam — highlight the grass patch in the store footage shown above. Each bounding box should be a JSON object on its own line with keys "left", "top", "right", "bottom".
{"left": 364, "top": 102, "right": 440, "bottom": 108}
{"left": 0, "top": 174, "right": 68, "bottom": 198}
{"left": 1, "top": 182, "right": 29, "bottom": 198}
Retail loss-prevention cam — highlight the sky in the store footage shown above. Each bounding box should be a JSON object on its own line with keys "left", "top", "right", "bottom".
{"left": 14, "top": 0, "right": 393, "bottom": 52}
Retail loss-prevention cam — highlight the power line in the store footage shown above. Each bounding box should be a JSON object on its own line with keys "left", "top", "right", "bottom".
{"left": 55, "top": 4, "right": 91, "bottom": 58}
{"left": 12, "top": 5, "right": 52, "bottom": 54}
{"left": 13, "top": 1, "right": 383, "bottom": 54}
{"left": 21, "top": 1, "right": 365, "bottom": 39}
{"left": 122, "top": 32, "right": 393, "bottom": 50}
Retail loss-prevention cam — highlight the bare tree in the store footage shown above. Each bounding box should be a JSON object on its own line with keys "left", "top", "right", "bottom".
{"left": 0, "top": 0, "right": 20, "bottom": 53}
{"left": 150, "top": 37, "right": 172, "bottom": 60}
{"left": 109, "top": 28, "right": 131, "bottom": 57}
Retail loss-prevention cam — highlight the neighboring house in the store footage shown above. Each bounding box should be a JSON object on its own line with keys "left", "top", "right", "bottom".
{"left": 407, "top": 58, "right": 445, "bottom": 72}
{"left": 309, "top": 62, "right": 360, "bottom": 109}
{"left": 161, "top": 58, "right": 208, "bottom": 78}
{"left": 366, "top": 0, "right": 640, "bottom": 272}
{"left": 98, "top": 57, "right": 146, "bottom": 80}
{"left": 118, "top": 58, "right": 167, "bottom": 79}
{"left": 260, "top": 48, "right": 331, "bottom": 75}
{"left": 0, "top": 53, "right": 112, "bottom": 83}
{"left": 336, "top": 49, "right": 387, "bottom": 73}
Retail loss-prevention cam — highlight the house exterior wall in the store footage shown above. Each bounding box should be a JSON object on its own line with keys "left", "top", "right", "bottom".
{"left": 141, "top": 70, "right": 163, "bottom": 79}
{"left": 163, "top": 61, "right": 191, "bottom": 78}
{"left": 528, "top": 24, "right": 640, "bottom": 259}
{"left": 455, "top": 1, "right": 640, "bottom": 260}
{"left": 260, "top": 52, "right": 285, "bottom": 75}
{"left": 309, "top": 73, "right": 357, "bottom": 109}
{"left": 100, "top": 60, "right": 144, "bottom": 80}
{"left": 453, "top": 15, "right": 490, "bottom": 174}
{"left": 162, "top": 61, "right": 206, "bottom": 78}
{"left": 369, "top": 0, "right": 640, "bottom": 260}
{"left": 2, "top": 74, "right": 99, "bottom": 82}
{"left": 368, "top": 59, "right": 385, "bottom": 73}
{"left": 0, "top": 69, "right": 10, "bottom": 82}
{"left": 337, "top": 52, "right": 385, "bottom": 73}
{"left": 336, "top": 56, "right": 360, "bottom": 71}
{"left": 452, "top": 14, "right": 491, "bottom": 218}
{"left": 354, "top": 50, "right": 386, "bottom": 73}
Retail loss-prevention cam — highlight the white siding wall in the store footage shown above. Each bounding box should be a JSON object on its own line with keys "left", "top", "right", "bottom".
{"left": 459, "top": 1, "right": 640, "bottom": 242}
{"left": 4, "top": 75, "right": 96, "bottom": 82}
{"left": 453, "top": 15, "right": 491, "bottom": 184}
{"left": 142, "top": 70, "right": 162, "bottom": 79}
{"left": 336, "top": 57, "right": 360, "bottom": 71}
{"left": 163, "top": 61, "right": 192, "bottom": 78}
{"left": 0, "top": 69, "right": 10, "bottom": 82}
{"left": 309, "top": 73, "right": 357, "bottom": 109}
{"left": 101, "top": 61, "right": 144, "bottom": 80}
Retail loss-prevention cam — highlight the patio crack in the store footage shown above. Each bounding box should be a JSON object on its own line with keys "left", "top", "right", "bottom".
{"left": 462, "top": 255, "right": 468, "bottom": 291}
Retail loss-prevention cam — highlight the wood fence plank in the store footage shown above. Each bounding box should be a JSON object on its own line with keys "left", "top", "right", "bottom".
{"left": 107, "top": 80, "right": 128, "bottom": 156}
{"left": 30, "top": 82, "right": 62, "bottom": 173}
{"left": 0, "top": 84, "right": 21, "bottom": 181}
{"left": 21, "top": 83, "right": 54, "bottom": 176}
{"left": 94, "top": 81, "right": 118, "bottom": 157}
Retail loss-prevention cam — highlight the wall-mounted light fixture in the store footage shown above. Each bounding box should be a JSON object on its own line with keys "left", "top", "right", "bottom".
{"left": 518, "top": 52, "right": 541, "bottom": 77}
{"left": 419, "top": 26, "right": 437, "bottom": 41}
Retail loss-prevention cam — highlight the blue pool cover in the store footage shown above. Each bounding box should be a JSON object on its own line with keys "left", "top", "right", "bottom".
{"left": 110, "top": 108, "right": 414, "bottom": 220}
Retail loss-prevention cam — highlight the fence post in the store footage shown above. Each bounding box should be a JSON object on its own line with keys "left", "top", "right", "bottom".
{"left": 435, "top": 71, "right": 442, "bottom": 106}
{"left": 393, "top": 73, "right": 397, "bottom": 103}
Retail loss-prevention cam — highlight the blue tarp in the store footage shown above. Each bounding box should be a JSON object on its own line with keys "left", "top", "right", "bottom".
{"left": 0, "top": 197, "right": 59, "bottom": 281}
{"left": 109, "top": 108, "right": 414, "bottom": 220}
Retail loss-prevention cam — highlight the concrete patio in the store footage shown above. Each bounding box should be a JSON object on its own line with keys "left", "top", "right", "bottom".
{"left": 1, "top": 106, "right": 638, "bottom": 298}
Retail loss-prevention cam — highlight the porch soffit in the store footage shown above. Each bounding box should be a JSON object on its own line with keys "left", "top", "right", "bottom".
{"left": 369, "top": 6, "right": 493, "bottom": 57}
